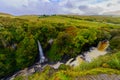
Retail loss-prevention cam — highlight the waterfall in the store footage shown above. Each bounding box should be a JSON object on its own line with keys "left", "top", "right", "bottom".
{"left": 97, "top": 40, "right": 109, "bottom": 51}
{"left": 66, "top": 40, "right": 109, "bottom": 67}
{"left": 84, "top": 40, "right": 109, "bottom": 62}
{"left": 37, "top": 40, "right": 47, "bottom": 63}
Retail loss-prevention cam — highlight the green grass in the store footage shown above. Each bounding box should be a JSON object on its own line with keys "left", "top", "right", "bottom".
{"left": 14, "top": 68, "right": 120, "bottom": 80}
{"left": 76, "top": 52, "right": 120, "bottom": 71}
{"left": 14, "top": 51, "right": 120, "bottom": 80}
{"left": 38, "top": 16, "right": 120, "bottom": 28}
{"left": 17, "top": 15, "right": 120, "bottom": 29}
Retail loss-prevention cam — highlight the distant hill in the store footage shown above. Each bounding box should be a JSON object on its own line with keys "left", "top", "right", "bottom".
{"left": 103, "top": 10, "right": 120, "bottom": 16}
{"left": 0, "top": 12, "right": 13, "bottom": 17}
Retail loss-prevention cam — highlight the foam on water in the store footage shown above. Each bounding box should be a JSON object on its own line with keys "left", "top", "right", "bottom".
{"left": 37, "top": 40, "right": 47, "bottom": 63}
{"left": 66, "top": 40, "right": 109, "bottom": 67}
{"left": 84, "top": 48, "right": 107, "bottom": 62}
{"left": 84, "top": 40, "right": 109, "bottom": 62}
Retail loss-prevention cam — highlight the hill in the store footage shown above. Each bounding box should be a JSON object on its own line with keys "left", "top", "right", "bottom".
{"left": 0, "top": 12, "right": 13, "bottom": 17}
{"left": 0, "top": 14, "right": 120, "bottom": 79}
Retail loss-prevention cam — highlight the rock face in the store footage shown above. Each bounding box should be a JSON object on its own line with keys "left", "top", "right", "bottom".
{"left": 48, "top": 39, "right": 53, "bottom": 45}
{"left": 50, "top": 61, "right": 63, "bottom": 69}
{"left": 6, "top": 62, "right": 62, "bottom": 80}
{"left": 77, "top": 74, "right": 120, "bottom": 80}
{"left": 66, "top": 56, "right": 84, "bottom": 67}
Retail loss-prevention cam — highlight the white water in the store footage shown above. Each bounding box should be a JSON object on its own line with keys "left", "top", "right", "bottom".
{"left": 66, "top": 55, "right": 84, "bottom": 67}
{"left": 84, "top": 48, "right": 107, "bottom": 62}
{"left": 7, "top": 40, "right": 110, "bottom": 80}
{"left": 66, "top": 40, "right": 109, "bottom": 67}
{"left": 37, "top": 40, "right": 47, "bottom": 63}
{"left": 37, "top": 40, "right": 109, "bottom": 68}
{"left": 84, "top": 40, "right": 109, "bottom": 62}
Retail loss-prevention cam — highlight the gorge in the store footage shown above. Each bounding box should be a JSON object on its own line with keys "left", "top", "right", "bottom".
{"left": 6, "top": 39, "right": 110, "bottom": 80}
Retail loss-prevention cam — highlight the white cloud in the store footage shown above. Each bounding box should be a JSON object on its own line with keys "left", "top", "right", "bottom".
{"left": 89, "top": 0, "right": 120, "bottom": 13}
{"left": 0, "top": 0, "right": 29, "bottom": 8}
{"left": 0, "top": 0, "right": 120, "bottom": 15}
{"left": 0, "top": 0, "right": 62, "bottom": 15}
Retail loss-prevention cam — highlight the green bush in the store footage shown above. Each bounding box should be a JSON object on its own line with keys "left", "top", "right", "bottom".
{"left": 107, "top": 52, "right": 120, "bottom": 69}
{"left": 110, "top": 36, "right": 120, "bottom": 52}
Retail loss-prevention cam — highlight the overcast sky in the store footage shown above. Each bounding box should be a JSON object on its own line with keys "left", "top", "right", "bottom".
{"left": 0, "top": 0, "right": 120, "bottom": 15}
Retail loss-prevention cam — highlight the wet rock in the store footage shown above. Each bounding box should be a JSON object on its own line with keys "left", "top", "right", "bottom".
{"left": 50, "top": 61, "right": 63, "bottom": 69}
{"left": 66, "top": 55, "right": 84, "bottom": 67}
{"left": 48, "top": 39, "right": 53, "bottom": 45}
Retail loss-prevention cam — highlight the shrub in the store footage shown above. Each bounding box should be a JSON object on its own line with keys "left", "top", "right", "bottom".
{"left": 110, "top": 36, "right": 120, "bottom": 52}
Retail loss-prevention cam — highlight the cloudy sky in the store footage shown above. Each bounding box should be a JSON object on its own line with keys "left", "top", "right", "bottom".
{"left": 0, "top": 0, "right": 120, "bottom": 15}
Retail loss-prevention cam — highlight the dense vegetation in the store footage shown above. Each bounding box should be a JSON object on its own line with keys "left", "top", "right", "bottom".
{"left": 15, "top": 52, "right": 120, "bottom": 80}
{"left": 0, "top": 14, "right": 120, "bottom": 78}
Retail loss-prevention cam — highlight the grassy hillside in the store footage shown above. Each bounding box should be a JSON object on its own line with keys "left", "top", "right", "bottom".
{"left": 15, "top": 51, "right": 120, "bottom": 80}
{"left": 0, "top": 12, "right": 13, "bottom": 17}
{"left": 0, "top": 15, "right": 120, "bottom": 78}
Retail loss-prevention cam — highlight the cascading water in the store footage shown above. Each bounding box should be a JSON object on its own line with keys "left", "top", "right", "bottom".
{"left": 84, "top": 40, "right": 109, "bottom": 62}
{"left": 97, "top": 40, "right": 109, "bottom": 51}
{"left": 66, "top": 55, "right": 84, "bottom": 67}
{"left": 7, "top": 40, "right": 110, "bottom": 79}
{"left": 37, "top": 40, "right": 47, "bottom": 63}
{"left": 66, "top": 40, "right": 109, "bottom": 67}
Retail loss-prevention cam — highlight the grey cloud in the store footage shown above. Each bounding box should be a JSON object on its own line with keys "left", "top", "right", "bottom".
{"left": 22, "top": 4, "right": 28, "bottom": 8}
{"left": 79, "top": 5, "right": 88, "bottom": 10}
{"left": 60, "top": 0, "right": 90, "bottom": 9}
{"left": 33, "top": 1, "right": 62, "bottom": 15}
{"left": 107, "top": 3, "right": 113, "bottom": 7}
{"left": 79, "top": 5, "right": 103, "bottom": 15}
{"left": 106, "top": 3, "right": 116, "bottom": 7}
{"left": 0, "top": 0, "right": 119, "bottom": 15}
{"left": 117, "top": 0, "right": 120, "bottom": 3}
{"left": 64, "top": 1, "right": 75, "bottom": 9}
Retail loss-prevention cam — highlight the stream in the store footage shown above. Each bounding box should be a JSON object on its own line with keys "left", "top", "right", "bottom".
{"left": 3, "top": 39, "right": 119, "bottom": 80}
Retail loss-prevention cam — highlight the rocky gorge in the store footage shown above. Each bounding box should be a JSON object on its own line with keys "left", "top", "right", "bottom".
{"left": 4, "top": 39, "right": 116, "bottom": 80}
